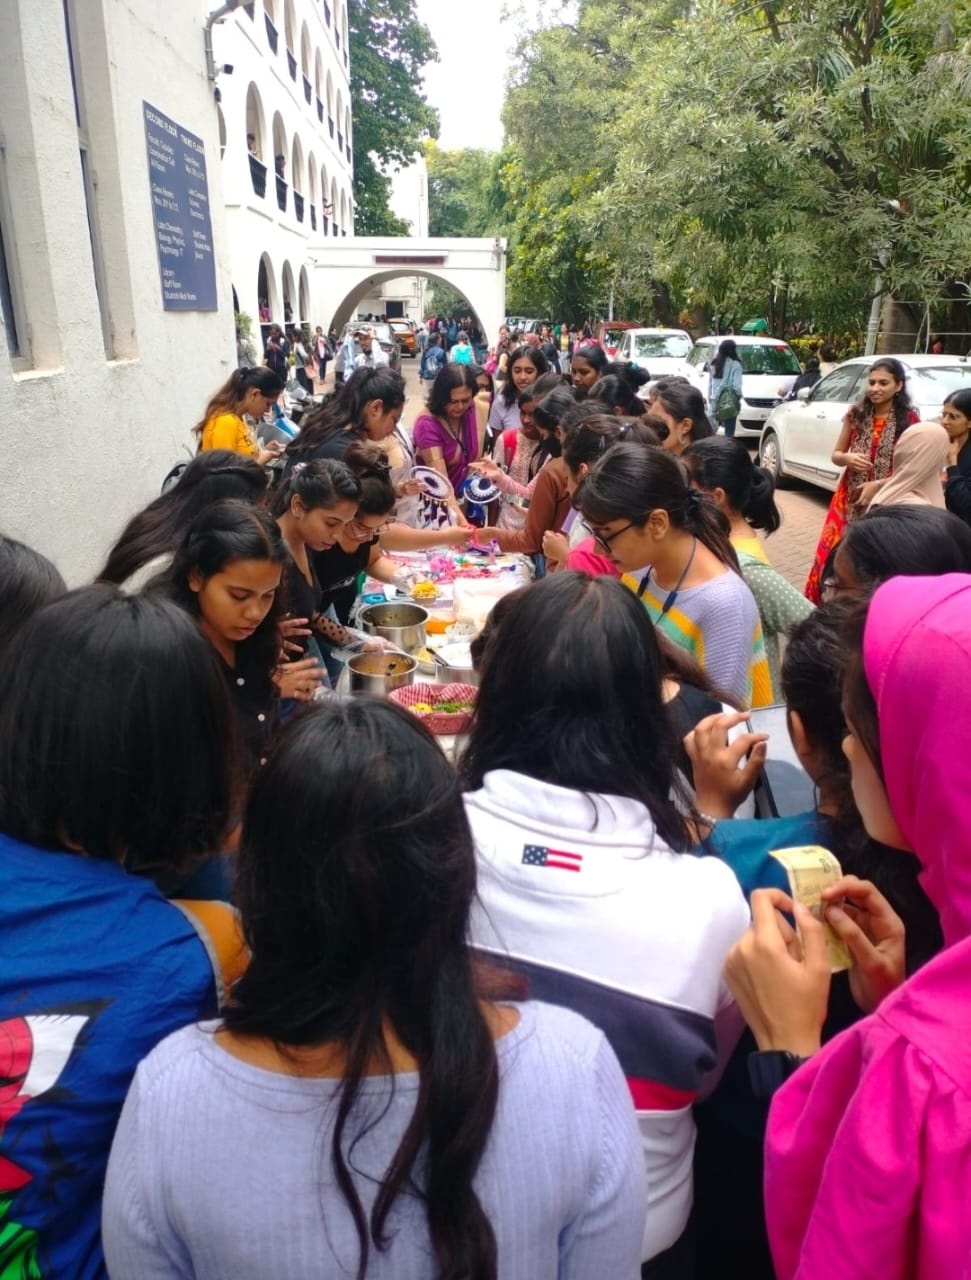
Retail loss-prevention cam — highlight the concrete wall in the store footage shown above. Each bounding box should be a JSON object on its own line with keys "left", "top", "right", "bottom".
{"left": 0, "top": 0, "right": 237, "bottom": 583}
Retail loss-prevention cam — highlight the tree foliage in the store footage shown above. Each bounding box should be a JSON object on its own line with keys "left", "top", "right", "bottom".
{"left": 496, "top": 0, "right": 971, "bottom": 341}
{"left": 425, "top": 142, "right": 505, "bottom": 237}
{"left": 348, "top": 0, "right": 439, "bottom": 233}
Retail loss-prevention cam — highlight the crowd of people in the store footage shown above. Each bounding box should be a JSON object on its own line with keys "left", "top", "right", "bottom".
{"left": 2, "top": 314, "right": 971, "bottom": 1279}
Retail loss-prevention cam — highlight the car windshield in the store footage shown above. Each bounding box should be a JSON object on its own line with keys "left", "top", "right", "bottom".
{"left": 603, "top": 328, "right": 633, "bottom": 346}
{"left": 632, "top": 334, "right": 692, "bottom": 359}
{"left": 737, "top": 344, "right": 801, "bottom": 375}
{"left": 908, "top": 366, "right": 971, "bottom": 401}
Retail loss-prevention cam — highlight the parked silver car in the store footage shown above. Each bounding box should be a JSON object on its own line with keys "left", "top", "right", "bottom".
{"left": 759, "top": 354, "right": 971, "bottom": 492}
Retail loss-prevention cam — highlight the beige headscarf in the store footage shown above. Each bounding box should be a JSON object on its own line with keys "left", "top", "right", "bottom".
{"left": 868, "top": 421, "right": 949, "bottom": 509}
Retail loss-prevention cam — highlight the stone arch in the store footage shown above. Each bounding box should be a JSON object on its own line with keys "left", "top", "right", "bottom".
{"left": 284, "top": 0, "right": 296, "bottom": 54}
{"left": 322, "top": 262, "right": 504, "bottom": 346}
{"left": 307, "top": 151, "right": 318, "bottom": 206}
{"left": 299, "top": 266, "right": 311, "bottom": 324}
{"left": 264, "top": 0, "right": 277, "bottom": 24}
{"left": 245, "top": 82, "right": 266, "bottom": 160}
{"left": 326, "top": 69, "right": 334, "bottom": 121}
{"left": 300, "top": 22, "right": 311, "bottom": 79}
{"left": 291, "top": 132, "right": 304, "bottom": 194}
{"left": 257, "top": 251, "right": 280, "bottom": 324}
{"left": 344, "top": 104, "right": 351, "bottom": 145}
{"left": 271, "top": 112, "right": 287, "bottom": 176}
{"left": 282, "top": 260, "right": 296, "bottom": 325}
{"left": 330, "top": 177, "right": 338, "bottom": 232}
{"left": 339, "top": 190, "right": 347, "bottom": 231}
{"left": 314, "top": 48, "right": 323, "bottom": 101}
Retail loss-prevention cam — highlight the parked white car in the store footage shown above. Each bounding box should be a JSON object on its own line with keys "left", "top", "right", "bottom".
{"left": 614, "top": 328, "right": 694, "bottom": 378}
{"left": 758, "top": 354, "right": 971, "bottom": 492}
{"left": 684, "top": 335, "right": 802, "bottom": 438}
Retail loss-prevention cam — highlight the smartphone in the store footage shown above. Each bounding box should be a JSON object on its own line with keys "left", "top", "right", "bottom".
{"left": 746, "top": 704, "right": 815, "bottom": 819}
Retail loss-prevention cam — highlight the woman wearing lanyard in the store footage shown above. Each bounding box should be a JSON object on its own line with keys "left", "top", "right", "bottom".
{"left": 579, "top": 443, "right": 771, "bottom": 708}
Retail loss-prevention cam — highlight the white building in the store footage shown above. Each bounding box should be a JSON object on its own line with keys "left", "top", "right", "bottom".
{"left": 0, "top": 0, "right": 237, "bottom": 583}
{"left": 213, "top": 0, "right": 354, "bottom": 340}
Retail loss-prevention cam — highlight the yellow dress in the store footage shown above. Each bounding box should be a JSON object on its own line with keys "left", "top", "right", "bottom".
{"left": 201, "top": 411, "right": 257, "bottom": 457}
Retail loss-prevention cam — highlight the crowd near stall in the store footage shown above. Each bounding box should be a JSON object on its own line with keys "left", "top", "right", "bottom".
{"left": 3, "top": 315, "right": 971, "bottom": 1279}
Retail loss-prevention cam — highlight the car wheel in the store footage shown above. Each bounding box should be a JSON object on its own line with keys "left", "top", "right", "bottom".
{"left": 759, "top": 430, "right": 789, "bottom": 487}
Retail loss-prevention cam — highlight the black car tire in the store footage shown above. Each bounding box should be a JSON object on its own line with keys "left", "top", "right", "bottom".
{"left": 759, "top": 430, "right": 790, "bottom": 488}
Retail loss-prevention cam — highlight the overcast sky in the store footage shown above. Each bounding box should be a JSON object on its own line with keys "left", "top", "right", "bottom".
{"left": 412, "top": 0, "right": 517, "bottom": 151}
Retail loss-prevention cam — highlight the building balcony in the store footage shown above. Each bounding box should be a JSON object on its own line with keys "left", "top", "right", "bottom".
{"left": 328, "top": 116, "right": 334, "bottom": 139}
{"left": 287, "top": 49, "right": 297, "bottom": 80}
{"left": 316, "top": 96, "right": 324, "bottom": 123}
{"left": 303, "top": 75, "right": 312, "bottom": 105}
{"left": 264, "top": 14, "right": 278, "bottom": 53}
{"left": 343, "top": 48, "right": 348, "bottom": 67}
{"left": 337, "top": 131, "right": 344, "bottom": 152}
{"left": 248, "top": 154, "right": 267, "bottom": 198}
{"left": 294, "top": 191, "right": 304, "bottom": 223}
{"left": 335, "top": 31, "right": 341, "bottom": 50}
{"left": 332, "top": 221, "right": 338, "bottom": 237}
{"left": 346, "top": 143, "right": 351, "bottom": 162}
{"left": 243, "top": 1, "right": 254, "bottom": 17}
{"left": 341, "top": 229, "right": 347, "bottom": 237}
{"left": 324, "top": 1, "right": 331, "bottom": 24}
{"left": 276, "top": 175, "right": 288, "bottom": 212}
{"left": 310, "top": 204, "right": 317, "bottom": 231}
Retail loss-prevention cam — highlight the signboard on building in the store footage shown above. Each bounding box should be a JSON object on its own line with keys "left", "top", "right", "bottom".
{"left": 143, "top": 102, "right": 217, "bottom": 311}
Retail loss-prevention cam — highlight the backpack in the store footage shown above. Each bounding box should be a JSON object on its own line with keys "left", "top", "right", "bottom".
{"left": 714, "top": 382, "right": 742, "bottom": 423}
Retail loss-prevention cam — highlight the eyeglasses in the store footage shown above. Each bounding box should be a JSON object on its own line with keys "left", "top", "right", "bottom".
{"left": 592, "top": 523, "right": 635, "bottom": 554}
{"left": 348, "top": 517, "right": 391, "bottom": 541}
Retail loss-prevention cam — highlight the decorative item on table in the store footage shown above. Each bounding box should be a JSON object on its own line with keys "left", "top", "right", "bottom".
{"left": 460, "top": 474, "right": 500, "bottom": 527}
{"left": 409, "top": 580, "right": 440, "bottom": 602}
{"left": 390, "top": 682, "right": 477, "bottom": 735}
{"left": 411, "top": 466, "right": 454, "bottom": 530}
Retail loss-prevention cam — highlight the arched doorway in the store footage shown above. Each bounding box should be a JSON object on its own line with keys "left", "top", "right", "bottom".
{"left": 257, "top": 252, "right": 279, "bottom": 329}
{"left": 282, "top": 260, "right": 296, "bottom": 326}
{"left": 299, "top": 266, "right": 310, "bottom": 326}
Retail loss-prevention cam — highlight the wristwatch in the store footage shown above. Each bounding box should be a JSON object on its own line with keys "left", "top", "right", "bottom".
{"left": 747, "top": 1050, "right": 810, "bottom": 1100}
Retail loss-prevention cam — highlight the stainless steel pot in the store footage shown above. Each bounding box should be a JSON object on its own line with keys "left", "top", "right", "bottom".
{"left": 359, "top": 602, "right": 429, "bottom": 654}
{"left": 347, "top": 652, "right": 418, "bottom": 697}
{"left": 434, "top": 642, "right": 479, "bottom": 687}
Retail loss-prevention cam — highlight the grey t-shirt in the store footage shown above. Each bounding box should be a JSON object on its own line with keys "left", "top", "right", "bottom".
{"left": 103, "top": 1001, "right": 646, "bottom": 1279}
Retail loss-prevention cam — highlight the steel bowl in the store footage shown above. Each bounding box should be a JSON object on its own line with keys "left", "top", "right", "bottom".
{"left": 358, "top": 602, "right": 429, "bottom": 654}
{"left": 347, "top": 652, "right": 418, "bottom": 697}
{"left": 434, "top": 641, "right": 479, "bottom": 687}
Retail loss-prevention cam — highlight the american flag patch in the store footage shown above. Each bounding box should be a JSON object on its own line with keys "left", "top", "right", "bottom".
{"left": 521, "top": 844, "right": 583, "bottom": 872}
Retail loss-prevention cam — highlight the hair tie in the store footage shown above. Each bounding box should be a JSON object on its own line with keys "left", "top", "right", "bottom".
{"left": 292, "top": 461, "right": 307, "bottom": 476}
{"left": 685, "top": 488, "right": 703, "bottom": 514}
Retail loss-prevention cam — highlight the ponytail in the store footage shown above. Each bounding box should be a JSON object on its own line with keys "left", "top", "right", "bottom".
{"left": 289, "top": 366, "right": 406, "bottom": 459}
{"left": 271, "top": 458, "right": 361, "bottom": 518}
{"left": 683, "top": 488, "right": 739, "bottom": 570}
{"left": 682, "top": 437, "right": 782, "bottom": 535}
{"left": 193, "top": 367, "right": 285, "bottom": 439}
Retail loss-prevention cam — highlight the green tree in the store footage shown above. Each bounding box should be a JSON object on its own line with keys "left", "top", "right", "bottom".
{"left": 348, "top": 0, "right": 439, "bottom": 233}
{"left": 425, "top": 142, "right": 505, "bottom": 238}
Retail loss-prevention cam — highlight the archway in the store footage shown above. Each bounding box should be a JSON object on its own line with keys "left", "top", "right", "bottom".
{"left": 326, "top": 70, "right": 334, "bottom": 131}
{"left": 282, "top": 260, "right": 296, "bottom": 325}
{"left": 216, "top": 105, "right": 227, "bottom": 160}
{"left": 291, "top": 133, "right": 304, "bottom": 194}
{"left": 298, "top": 266, "right": 310, "bottom": 325}
{"left": 300, "top": 23, "right": 311, "bottom": 82}
{"left": 330, "top": 177, "right": 338, "bottom": 234}
{"left": 257, "top": 252, "right": 280, "bottom": 327}
{"left": 284, "top": 0, "right": 296, "bottom": 58}
{"left": 245, "top": 83, "right": 266, "bottom": 160}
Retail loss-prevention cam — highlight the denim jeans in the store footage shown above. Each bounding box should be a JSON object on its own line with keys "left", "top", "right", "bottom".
{"left": 721, "top": 416, "right": 738, "bottom": 438}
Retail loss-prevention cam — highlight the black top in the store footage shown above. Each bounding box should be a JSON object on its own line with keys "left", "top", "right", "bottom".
{"left": 945, "top": 437, "right": 971, "bottom": 525}
{"left": 280, "top": 552, "right": 321, "bottom": 652}
{"left": 218, "top": 645, "right": 277, "bottom": 770}
{"left": 311, "top": 537, "right": 376, "bottom": 624}
{"left": 292, "top": 430, "right": 359, "bottom": 465}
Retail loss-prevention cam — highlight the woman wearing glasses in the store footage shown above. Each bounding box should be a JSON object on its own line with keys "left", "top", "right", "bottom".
{"left": 580, "top": 443, "right": 772, "bottom": 708}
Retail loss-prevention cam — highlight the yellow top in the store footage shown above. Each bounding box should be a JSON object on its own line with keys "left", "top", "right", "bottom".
{"left": 732, "top": 534, "right": 770, "bottom": 565}
{"left": 201, "top": 411, "right": 258, "bottom": 457}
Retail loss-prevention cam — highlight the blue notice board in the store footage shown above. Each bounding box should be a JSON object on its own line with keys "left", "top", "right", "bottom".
{"left": 143, "top": 102, "right": 218, "bottom": 311}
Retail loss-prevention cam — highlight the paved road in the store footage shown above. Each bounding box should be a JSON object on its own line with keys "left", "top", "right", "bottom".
{"left": 391, "top": 356, "right": 826, "bottom": 591}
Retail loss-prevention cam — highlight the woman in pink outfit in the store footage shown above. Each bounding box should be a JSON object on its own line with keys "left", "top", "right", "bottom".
{"left": 724, "top": 573, "right": 971, "bottom": 1280}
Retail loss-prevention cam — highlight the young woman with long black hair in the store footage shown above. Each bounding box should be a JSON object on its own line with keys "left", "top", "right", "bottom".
{"left": 707, "top": 339, "right": 744, "bottom": 438}
{"left": 193, "top": 367, "right": 286, "bottom": 464}
{"left": 568, "top": 342, "right": 609, "bottom": 397}
{"left": 98, "top": 450, "right": 268, "bottom": 589}
{"left": 683, "top": 436, "right": 812, "bottom": 701}
{"left": 486, "top": 343, "right": 549, "bottom": 437}
{"left": 589, "top": 365, "right": 651, "bottom": 416}
{"left": 103, "top": 699, "right": 646, "bottom": 1278}
{"left": 942, "top": 386, "right": 971, "bottom": 522}
{"left": 161, "top": 501, "right": 323, "bottom": 765}
{"left": 804, "top": 356, "right": 916, "bottom": 601}
{"left": 0, "top": 586, "right": 241, "bottom": 1276}
{"left": 0, "top": 535, "right": 66, "bottom": 663}
{"left": 285, "top": 366, "right": 407, "bottom": 465}
{"left": 580, "top": 443, "right": 772, "bottom": 707}
{"left": 650, "top": 381, "right": 715, "bottom": 454}
{"left": 461, "top": 572, "right": 749, "bottom": 1275}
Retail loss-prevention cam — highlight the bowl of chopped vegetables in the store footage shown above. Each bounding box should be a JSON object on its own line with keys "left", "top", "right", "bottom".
{"left": 389, "top": 682, "right": 477, "bottom": 735}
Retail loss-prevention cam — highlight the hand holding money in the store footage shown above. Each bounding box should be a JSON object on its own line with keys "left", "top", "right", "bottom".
{"left": 769, "top": 846, "right": 852, "bottom": 973}
{"left": 820, "top": 874, "right": 907, "bottom": 1013}
{"left": 723, "top": 887, "right": 830, "bottom": 1057}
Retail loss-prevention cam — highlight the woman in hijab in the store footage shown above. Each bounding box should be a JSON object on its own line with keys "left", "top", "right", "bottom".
{"left": 860, "top": 420, "right": 949, "bottom": 510}
{"left": 722, "top": 574, "right": 971, "bottom": 1280}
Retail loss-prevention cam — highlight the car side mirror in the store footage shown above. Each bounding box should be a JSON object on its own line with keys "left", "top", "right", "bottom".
{"left": 797, "top": 387, "right": 812, "bottom": 401}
